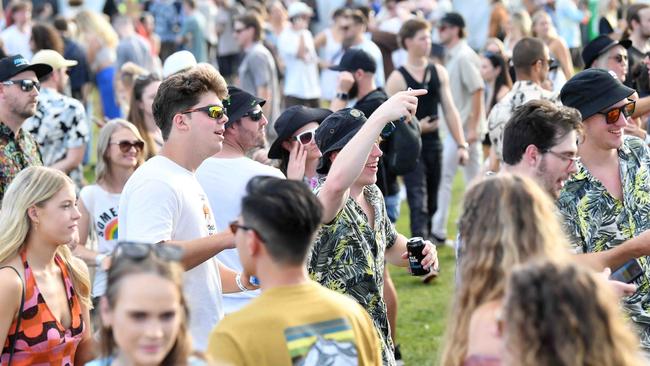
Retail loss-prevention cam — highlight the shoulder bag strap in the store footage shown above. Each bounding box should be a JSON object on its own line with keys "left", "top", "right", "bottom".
{"left": 0, "top": 266, "right": 25, "bottom": 366}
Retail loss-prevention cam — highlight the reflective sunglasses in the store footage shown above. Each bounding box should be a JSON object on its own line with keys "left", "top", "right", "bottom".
{"left": 113, "top": 242, "right": 184, "bottom": 262}
{"left": 294, "top": 128, "right": 317, "bottom": 145}
{"left": 598, "top": 100, "right": 635, "bottom": 124}
{"left": 244, "top": 109, "right": 264, "bottom": 122}
{"left": 111, "top": 139, "right": 145, "bottom": 153}
{"left": 181, "top": 104, "right": 227, "bottom": 120}
{"left": 1, "top": 79, "right": 40, "bottom": 92}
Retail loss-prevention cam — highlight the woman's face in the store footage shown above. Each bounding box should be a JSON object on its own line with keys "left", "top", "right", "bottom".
{"left": 533, "top": 15, "right": 551, "bottom": 38}
{"left": 102, "top": 273, "right": 183, "bottom": 366}
{"left": 32, "top": 183, "right": 80, "bottom": 245}
{"left": 107, "top": 127, "right": 142, "bottom": 169}
{"left": 140, "top": 81, "right": 161, "bottom": 119}
{"left": 290, "top": 122, "right": 322, "bottom": 159}
{"left": 480, "top": 56, "right": 499, "bottom": 82}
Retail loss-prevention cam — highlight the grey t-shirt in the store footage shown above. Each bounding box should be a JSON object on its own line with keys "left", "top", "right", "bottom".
{"left": 238, "top": 42, "right": 280, "bottom": 126}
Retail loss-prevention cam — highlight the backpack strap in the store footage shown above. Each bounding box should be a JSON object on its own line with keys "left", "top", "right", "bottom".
{"left": 0, "top": 266, "right": 25, "bottom": 366}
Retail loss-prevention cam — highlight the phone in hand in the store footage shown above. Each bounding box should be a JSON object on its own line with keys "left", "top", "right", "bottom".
{"left": 610, "top": 259, "right": 645, "bottom": 284}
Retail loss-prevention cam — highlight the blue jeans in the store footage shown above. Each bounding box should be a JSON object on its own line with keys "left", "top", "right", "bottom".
{"left": 384, "top": 193, "right": 401, "bottom": 223}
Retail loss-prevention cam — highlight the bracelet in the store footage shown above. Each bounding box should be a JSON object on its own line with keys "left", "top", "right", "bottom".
{"left": 335, "top": 92, "right": 350, "bottom": 101}
{"left": 95, "top": 253, "right": 107, "bottom": 267}
{"left": 458, "top": 142, "right": 469, "bottom": 150}
{"left": 235, "top": 273, "right": 249, "bottom": 292}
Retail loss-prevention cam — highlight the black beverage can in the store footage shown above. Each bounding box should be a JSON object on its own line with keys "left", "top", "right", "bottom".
{"left": 407, "top": 237, "right": 429, "bottom": 276}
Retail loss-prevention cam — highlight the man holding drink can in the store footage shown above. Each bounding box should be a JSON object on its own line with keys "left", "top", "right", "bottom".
{"left": 308, "top": 89, "right": 438, "bottom": 366}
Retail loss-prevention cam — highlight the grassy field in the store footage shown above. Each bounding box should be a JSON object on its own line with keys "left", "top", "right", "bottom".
{"left": 390, "top": 173, "right": 465, "bottom": 365}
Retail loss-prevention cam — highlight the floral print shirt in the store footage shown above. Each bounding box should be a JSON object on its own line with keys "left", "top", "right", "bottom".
{"left": 0, "top": 122, "right": 42, "bottom": 202}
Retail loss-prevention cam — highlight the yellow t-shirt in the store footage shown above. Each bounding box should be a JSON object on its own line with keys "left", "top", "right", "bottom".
{"left": 207, "top": 281, "right": 382, "bottom": 366}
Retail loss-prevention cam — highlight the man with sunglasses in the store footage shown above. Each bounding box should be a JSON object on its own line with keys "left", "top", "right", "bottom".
{"left": 23, "top": 50, "right": 89, "bottom": 189}
{"left": 0, "top": 54, "right": 52, "bottom": 202}
{"left": 119, "top": 65, "right": 258, "bottom": 351}
{"left": 196, "top": 86, "right": 284, "bottom": 314}
{"left": 558, "top": 68, "right": 650, "bottom": 351}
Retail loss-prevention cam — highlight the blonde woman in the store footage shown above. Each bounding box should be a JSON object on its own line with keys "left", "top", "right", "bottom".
{"left": 502, "top": 260, "right": 645, "bottom": 366}
{"left": 72, "top": 120, "right": 145, "bottom": 302}
{"left": 0, "top": 166, "right": 94, "bottom": 365}
{"left": 440, "top": 174, "right": 571, "bottom": 366}
{"left": 532, "top": 10, "right": 573, "bottom": 85}
{"left": 503, "top": 10, "right": 531, "bottom": 58}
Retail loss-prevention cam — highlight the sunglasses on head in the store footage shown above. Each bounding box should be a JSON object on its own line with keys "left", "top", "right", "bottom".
{"left": 293, "top": 128, "right": 317, "bottom": 145}
{"left": 181, "top": 104, "right": 227, "bottom": 120}
{"left": 1, "top": 79, "right": 40, "bottom": 92}
{"left": 598, "top": 100, "right": 635, "bottom": 124}
{"left": 111, "top": 139, "right": 145, "bottom": 153}
{"left": 243, "top": 109, "right": 264, "bottom": 122}
{"left": 113, "top": 242, "right": 184, "bottom": 262}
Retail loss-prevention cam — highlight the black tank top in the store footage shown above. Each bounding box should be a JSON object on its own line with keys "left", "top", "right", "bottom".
{"left": 397, "top": 63, "right": 441, "bottom": 139}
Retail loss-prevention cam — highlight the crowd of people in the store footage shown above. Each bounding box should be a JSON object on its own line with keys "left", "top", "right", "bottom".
{"left": 2, "top": 0, "right": 650, "bottom": 365}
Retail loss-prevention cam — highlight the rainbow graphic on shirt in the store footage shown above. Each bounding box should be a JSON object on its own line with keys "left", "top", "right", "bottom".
{"left": 104, "top": 218, "right": 118, "bottom": 240}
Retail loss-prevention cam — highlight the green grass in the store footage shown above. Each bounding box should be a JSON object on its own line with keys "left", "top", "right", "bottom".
{"left": 390, "top": 173, "right": 465, "bottom": 365}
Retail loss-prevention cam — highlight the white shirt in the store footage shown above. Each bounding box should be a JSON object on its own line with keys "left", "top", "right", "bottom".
{"left": 1, "top": 25, "right": 32, "bottom": 59}
{"left": 196, "top": 156, "right": 285, "bottom": 313}
{"left": 118, "top": 155, "right": 223, "bottom": 351}
{"left": 278, "top": 27, "right": 321, "bottom": 99}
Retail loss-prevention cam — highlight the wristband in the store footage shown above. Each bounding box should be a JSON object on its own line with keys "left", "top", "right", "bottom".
{"left": 335, "top": 92, "right": 350, "bottom": 101}
{"left": 95, "top": 253, "right": 107, "bottom": 267}
{"left": 236, "top": 273, "right": 249, "bottom": 292}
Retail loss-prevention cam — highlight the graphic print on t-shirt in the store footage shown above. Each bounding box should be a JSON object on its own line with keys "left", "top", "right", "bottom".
{"left": 199, "top": 193, "right": 217, "bottom": 235}
{"left": 96, "top": 207, "right": 119, "bottom": 240}
{"left": 284, "top": 318, "right": 358, "bottom": 365}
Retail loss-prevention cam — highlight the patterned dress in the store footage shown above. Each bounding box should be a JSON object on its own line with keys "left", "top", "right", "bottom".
{"left": 558, "top": 136, "right": 650, "bottom": 350}
{"left": 1, "top": 252, "right": 85, "bottom": 365}
{"left": 309, "top": 182, "right": 397, "bottom": 366}
{"left": 0, "top": 122, "right": 42, "bottom": 202}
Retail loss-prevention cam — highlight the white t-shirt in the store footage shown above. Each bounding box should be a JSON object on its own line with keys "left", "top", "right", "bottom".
{"left": 118, "top": 155, "right": 223, "bottom": 352}
{"left": 79, "top": 184, "right": 120, "bottom": 298}
{"left": 195, "top": 157, "right": 285, "bottom": 313}
{"left": 1, "top": 25, "right": 32, "bottom": 60}
{"left": 278, "top": 28, "right": 321, "bottom": 100}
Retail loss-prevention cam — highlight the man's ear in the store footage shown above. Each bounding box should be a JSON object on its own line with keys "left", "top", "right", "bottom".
{"left": 522, "top": 144, "right": 541, "bottom": 166}
{"left": 173, "top": 113, "right": 190, "bottom": 132}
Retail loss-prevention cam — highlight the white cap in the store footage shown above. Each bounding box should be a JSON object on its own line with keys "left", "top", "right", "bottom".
{"left": 287, "top": 2, "right": 312, "bottom": 18}
{"left": 162, "top": 51, "right": 197, "bottom": 78}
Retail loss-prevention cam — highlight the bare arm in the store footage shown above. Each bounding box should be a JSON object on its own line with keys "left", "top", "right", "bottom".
{"left": 466, "top": 89, "right": 484, "bottom": 144}
{"left": 552, "top": 38, "right": 574, "bottom": 80}
{"left": 218, "top": 262, "right": 256, "bottom": 293}
{"left": 632, "top": 94, "right": 650, "bottom": 119}
{"left": 573, "top": 231, "right": 650, "bottom": 271}
{"left": 329, "top": 71, "right": 355, "bottom": 112}
{"left": 50, "top": 146, "right": 86, "bottom": 174}
{"left": 257, "top": 86, "right": 272, "bottom": 118}
{"left": 385, "top": 70, "right": 407, "bottom": 97}
{"left": 437, "top": 64, "right": 467, "bottom": 146}
{"left": 385, "top": 234, "right": 438, "bottom": 270}
{"left": 71, "top": 199, "right": 100, "bottom": 267}
{"left": 73, "top": 260, "right": 97, "bottom": 365}
{"left": 163, "top": 231, "right": 235, "bottom": 270}
{"left": 0, "top": 266, "right": 22, "bottom": 349}
{"left": 313, "top": 30, "right": 327, "bottom": 50}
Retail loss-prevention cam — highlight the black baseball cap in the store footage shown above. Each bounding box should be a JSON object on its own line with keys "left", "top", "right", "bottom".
{"left": 223, "top": 86, "right": 265, "bottom": 125}
{"left": 329, "top": 48, "right": 377, "bottom": 73}
{"left": 440, "top": 12, "right": 465, "bottom": 29}
{"left": 560, "top": 68, "right": 635, "bottom": 121}
{"left": 267, "top": 105, "right": 333, "bottom": 159}
{"left": 0, "top": 54, "right": 52, "bottom": 82}
{"left": 316, "top": 108, "right": 366, "bottom": 174}
{"left": 582, "top": 35, "right": 631, "bottom": 68}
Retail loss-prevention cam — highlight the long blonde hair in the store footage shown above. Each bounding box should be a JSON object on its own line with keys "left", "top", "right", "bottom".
{"left": 95, "top": 119, "right": 145, "bottom": 183}
{"left": 504, "top": 260, "right": 645, "bottom": 366}
{"left": 440, "top": 174, "right": 571, "bottom": 366}
{"left": 0, "top": 166, "right": 91, "bottom": 307}
{"left": 74, "top": 10, "right": 119, "bottom": 49}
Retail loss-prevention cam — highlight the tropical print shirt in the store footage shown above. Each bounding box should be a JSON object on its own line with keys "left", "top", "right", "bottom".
{"left": 487, "top": 80, "right": 559, "bottom": 162}
{"left": 0, "top": 122, "right": 42, "bottom": 202}
{"left": 309, "top": 181, "right": 397, "bottom": 366}
{"left": 557, "top": 136, "right": 650, "bottom": 349}
{"left": 23, "top": 87, "right": 89, "bottom": 188}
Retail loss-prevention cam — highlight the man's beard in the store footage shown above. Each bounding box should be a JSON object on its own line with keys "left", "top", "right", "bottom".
{"left": 348, "top": 81, "right": 359, "bottom": 100}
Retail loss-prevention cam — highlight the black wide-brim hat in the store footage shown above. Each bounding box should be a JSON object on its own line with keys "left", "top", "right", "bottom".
{"left": 268, "top": 106, "right": 332, "bottom": 159}
{"left": 315, "top": 108, "right": 366, "bottom": 174}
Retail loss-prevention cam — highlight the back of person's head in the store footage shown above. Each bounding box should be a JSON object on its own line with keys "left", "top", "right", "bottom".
{"left": 31, "top": 22, "right": 64, "bottom": 54}
{"left": 241, "top": 177, "right": 323, "bottom": 265}
{"left": 502, "top": 100, "right": 582, "bottom": 165}
{"left": 153, "top": 64, "right": 228, "bottom": 141}
{"left": 512, "top": 37, "right": 545, "bottom": 74}
{"left": 440, "top": 173, "right": 570, "bottom": 366}
{"left": 96, "top": 119, "right": 145, "bottom": 182}
{"left": 0, "top": 166, "right": 91, "bottom": 306}
{"left": 101, "top": 244, "right": 191, "bottom": 366}
{"left": 53, "top": 15, "right": 68, "bottom": 33}
{"left": 509, "top": 10, "right": 532, "bottom": 37}
{"left": 235, "top": 12, "right": 264, "bottom": 42}
{"left": 120, "top": 62, "right": 148, "bottom": 91}
{"left": 398, "top": 18, "right": 430, "bottom": 49}
{"left": 504, "top": 260, "right": 644, "bottom": 366}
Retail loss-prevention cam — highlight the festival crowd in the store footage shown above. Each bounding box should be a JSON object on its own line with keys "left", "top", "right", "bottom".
{"left": 1, "top": 0, "right": 650, "bottom": 365}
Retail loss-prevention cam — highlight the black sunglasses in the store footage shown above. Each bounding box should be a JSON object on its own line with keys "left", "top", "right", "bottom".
{"left": 598, "top": 100, "right": 635, "bottom": 124}
{"left": 229, "top": 220, "right": 267, "bottom": 242}
{"left": 111, "top": 139, "right": 145, "bottom": 153}
{"left": 181, "top": 104, "right": 227, "bottom": 120}
{"left": 293, "top": 129, "right": 316, "bottom": 145}
{"left": 113, "top": 242, "right": 184, "bottom": 262}
{"left": 243, "top": 109, "right": 264, "bottom": 122}
{"left": 1, "top": 79, "right": 40, "bottom": 92}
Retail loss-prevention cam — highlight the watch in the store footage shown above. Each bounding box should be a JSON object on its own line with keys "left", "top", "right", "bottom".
{"left": 335, "top": 92, "right": 350, "bottom": 101}
{"left": 458, "top": 142, "right": 469, "bottom": 150}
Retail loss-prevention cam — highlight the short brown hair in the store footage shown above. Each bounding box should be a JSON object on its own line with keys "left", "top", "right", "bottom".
{"left": 235, "top": 12, "right": 264, "bottom": 42}
{"left": 344, "top": 8, "right": 368, "bottom": 26}
{"left": 153, "top": 64, "right": 228, "bottom": 140}
{"left": 512, "top": 37, "right": 546, "bottom": 71}
{"left": 399, "top": 18, "right": 430, "bottom": 49}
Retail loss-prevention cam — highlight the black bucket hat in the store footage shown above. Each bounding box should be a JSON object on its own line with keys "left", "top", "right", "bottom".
{"left": 316, "top": 108, "right": 366, "bottom": 174}
{"left": 268, "top": 106, "right": 332, "bottom": 159}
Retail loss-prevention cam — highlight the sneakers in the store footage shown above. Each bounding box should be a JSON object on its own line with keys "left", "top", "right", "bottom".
{"left": 394, "top": 344, "right": 404, "bottom": 366}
